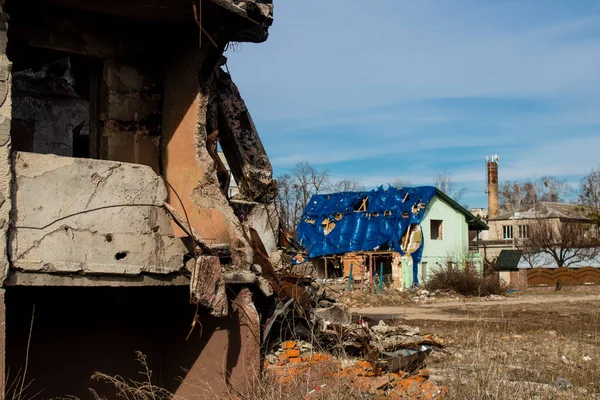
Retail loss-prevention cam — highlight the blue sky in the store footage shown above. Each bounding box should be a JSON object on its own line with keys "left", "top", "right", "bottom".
{"left": 225, "top": 0, "right": 600, "bottom": 208}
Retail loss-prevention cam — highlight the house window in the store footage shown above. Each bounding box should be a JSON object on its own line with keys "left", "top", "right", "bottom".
{"left": 430, "top": 220, "right": 443, "bottom": 240}
{"left": 518, "top": 225, "right": 529, "bottom": 239}
{"left": 503, "top": 225, "right": 513, "bottom": 240}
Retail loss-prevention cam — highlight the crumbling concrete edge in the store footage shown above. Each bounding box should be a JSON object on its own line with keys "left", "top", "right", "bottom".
{"left": 0, "top": 2, "right": 10, "bottom": 395}
{"left": 0, "top": 0, "right": 11, "bottom": 285}
{"left": 192, "top": 42, "right": 254, "bottom": 269}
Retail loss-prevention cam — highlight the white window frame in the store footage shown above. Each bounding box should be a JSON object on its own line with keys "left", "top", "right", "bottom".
{"left": 518, "top": 224, "right": 529, "bottom": 239}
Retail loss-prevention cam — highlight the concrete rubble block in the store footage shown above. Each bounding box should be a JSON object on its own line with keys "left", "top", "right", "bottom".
{"left": 222, "top": 269, "right": 274, "bottom": 297}
{"left": 190, "top": 255, "right": 228, "bottom": 317}
{"left": 234, "top": 202, "right": 279, "bottom": 256}
{"left": 216, "top": 69, "right": 276, "bottom": 203}
{"left": 107, "top": 93, "right": 160, "bottom": 122}
{"left": 10, "top": 152, "right": 188, "bottom": 276}
{"left": 313, "top": 304, "right": 352, "bottom": 325}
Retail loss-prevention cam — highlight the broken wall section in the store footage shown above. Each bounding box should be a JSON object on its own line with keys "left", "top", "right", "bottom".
{"left": 6, "top": 1, "right": 166, "bottom": 171}
{"left": 161, "top": 41, "right": 255, "bottom": 268}
{"left": 215, "top": 67, "right": 276, "bottom": 204}
{"left": 9, "top": 152, "right": 189, "bottom": 276}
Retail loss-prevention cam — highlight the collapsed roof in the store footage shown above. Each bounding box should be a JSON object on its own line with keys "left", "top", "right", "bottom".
{"left": 297, "top": 186, "right": 487, "bottom": 260}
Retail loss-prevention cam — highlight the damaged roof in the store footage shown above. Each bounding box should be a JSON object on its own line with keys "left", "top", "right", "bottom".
{"left": 297, "top": 186, "right": 487, "bottom": 259}
{"left": 490, "top": 202, "right": 590, "bottom": 222}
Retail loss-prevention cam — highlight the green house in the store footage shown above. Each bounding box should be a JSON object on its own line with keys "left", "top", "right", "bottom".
{"left": 416, "top": 190, "right": 488, "bottom": 285}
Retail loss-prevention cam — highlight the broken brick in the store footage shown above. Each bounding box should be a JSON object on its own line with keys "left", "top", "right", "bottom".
{"left": 284, "top": 349, "right": 300, "bottom": 357}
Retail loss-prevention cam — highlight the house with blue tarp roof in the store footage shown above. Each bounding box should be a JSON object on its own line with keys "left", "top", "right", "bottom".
{"left": 296, "top": 186, "right": 488, "bottom": 288}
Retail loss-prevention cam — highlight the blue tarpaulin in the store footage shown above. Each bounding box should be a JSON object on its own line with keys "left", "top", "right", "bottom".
{"left": 297, "top": 186, "right": 440, "bottom": 285}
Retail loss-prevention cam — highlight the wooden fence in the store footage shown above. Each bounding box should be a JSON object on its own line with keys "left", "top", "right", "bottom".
{"left": 527, "top": 267, "right": 600, "bottom": 286}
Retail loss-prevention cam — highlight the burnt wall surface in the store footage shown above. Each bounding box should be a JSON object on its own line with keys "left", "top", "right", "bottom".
{"left": 5, "top": 285, "right": 260, "bottom": 399}
{"left": 5, "top": 0, "right": 278, "bottom": 267}
{"left": 7, "top": 1, "right": 167, "bottom": 169}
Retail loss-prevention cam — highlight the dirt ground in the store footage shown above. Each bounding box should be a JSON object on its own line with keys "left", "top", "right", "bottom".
{"left": 351, "top": 289, "right": 600, "bottom": 399}
{"left": 352, "top": 291, "right": 600, "bottom": 321}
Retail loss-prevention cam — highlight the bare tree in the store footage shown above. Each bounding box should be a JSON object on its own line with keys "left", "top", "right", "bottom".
{"left": 330, "top": 179, "right": 364, "bottom": 192}
{"left": 433, "top": 172, "right": 466, "bottom": 202}
{"left": 274, "top": 173, "right": 301, "bottom": 232}
{"left": 578, "top": 167, "right": 600, "bottom": 230}
{"left": 518, "top": 219, "right": 599, "bottom": 267}
{"left": 499, "top": 176, "right": 572, "bottom": 212}
{"left": 392, "top": 179, "right": 412, "bottom": 188}
{"left": 275, "top": 162, "right": 330, "bottom": 231}
{"left": 537, "top": 175, "right": 572, "bottom": 202}
{"left": 499, "top": 180, "right": 537, "bottom": 211}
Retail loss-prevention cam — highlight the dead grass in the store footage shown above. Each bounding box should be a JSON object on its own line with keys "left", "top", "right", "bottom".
{"left": 415, "top": 299, "right": 600, "bottom": 399}
{"left": 245, "top": 370, "right": 364, "bottom": 400}
{"left": 425, "top": 266, "right": 507, "bottom": 297}
{"left": 337, "top": 288, "right": 414, "bottom": 308}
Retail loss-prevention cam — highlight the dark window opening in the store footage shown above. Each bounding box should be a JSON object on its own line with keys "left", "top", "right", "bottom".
{"left": 430, "top": 220, "right": 443, "bottom": 240}
{"left": 7, "top": 37, "right": 100, "bottom": 158}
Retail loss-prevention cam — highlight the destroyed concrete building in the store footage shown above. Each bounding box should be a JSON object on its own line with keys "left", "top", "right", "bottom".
{"left": 0, "top": 0, "right": 283, "bottom": 398}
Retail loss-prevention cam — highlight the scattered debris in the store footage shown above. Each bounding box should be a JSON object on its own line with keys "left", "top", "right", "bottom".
{"left": 555, "top": 377, "right": 572, "bottom": 390}
{"left": 254, "top": 223, "right": 447, "bottom": 398}
{"left": 265, "top": 339, "right": 447, "bottom": 399}
{"left": 263, "top": 290, "right": 446, "bottom": 398}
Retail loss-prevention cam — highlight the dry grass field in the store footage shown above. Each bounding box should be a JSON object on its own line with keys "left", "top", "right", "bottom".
{"left": 414, "top": 293, "right": 600, "bottom": 399}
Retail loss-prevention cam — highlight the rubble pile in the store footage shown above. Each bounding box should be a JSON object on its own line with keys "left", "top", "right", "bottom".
{"left": 264, "top": 304, "right": 447, "bottom": 399}
{"left": 258, "top": 235, "right": 447, "bottom": 398}
{"left": 264, "top": 336, "right": 447, "bottom": 399}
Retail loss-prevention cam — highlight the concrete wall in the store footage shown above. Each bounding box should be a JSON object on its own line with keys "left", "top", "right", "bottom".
{"left": 9, "top": 152, "right": 188, "bottom": 276}
{"left": 420, "top": 196, "right": 469, "bottom": 279}
{"left": 103, "top": 61, "right": 162, "bottom": 173}
{"left": 161, "top": 42, "right": 253, "bottom": 267}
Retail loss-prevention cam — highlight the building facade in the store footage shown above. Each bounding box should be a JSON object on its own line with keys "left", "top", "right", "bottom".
{"left": 483, "top": 202, "right": 596, "bottom": 261}
{"left": 0, "top": 0, "right": 280, "bottom": 398}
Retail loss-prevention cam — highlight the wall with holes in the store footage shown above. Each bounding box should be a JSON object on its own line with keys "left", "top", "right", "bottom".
{"left": 9, "top": 152, "right": 189, "bottom": 277}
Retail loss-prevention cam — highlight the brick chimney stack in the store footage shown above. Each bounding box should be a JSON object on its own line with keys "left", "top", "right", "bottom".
{"left": 486, "top": 155, "right": 499, "bottom": 219}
